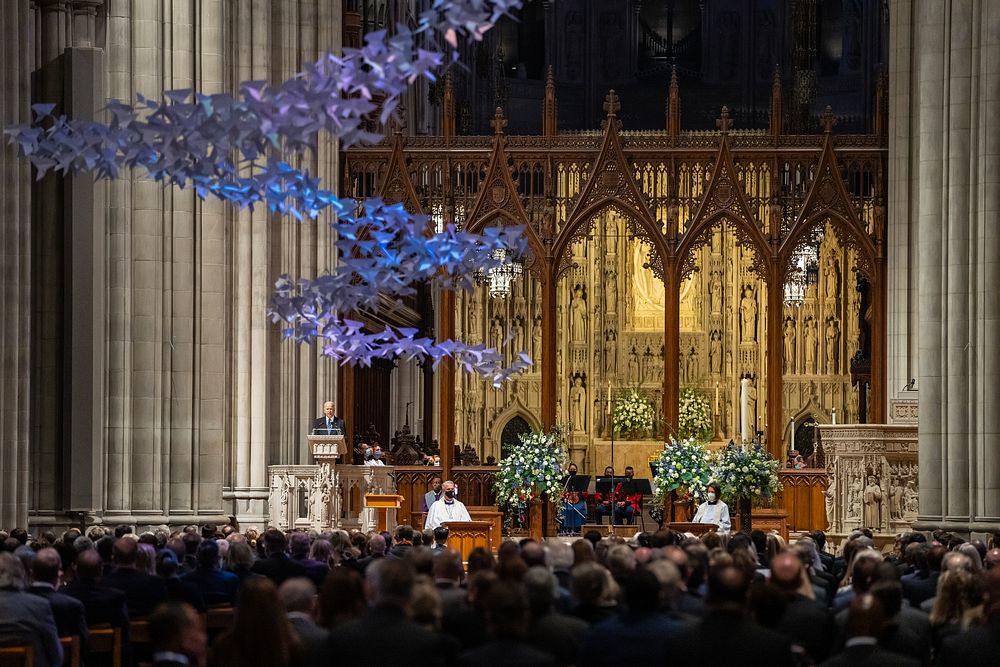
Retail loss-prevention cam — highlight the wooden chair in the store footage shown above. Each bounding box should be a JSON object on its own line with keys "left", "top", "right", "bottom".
{"left": 58, "top": 636, "right": 80, "bottom": 667}
{"left": 128, "top": 618, "right": 151, "bottom": 644}
{"left": 205, "top": 606, "right": 235, "bottom": 632}
{"left": 0, "top": 645, "right": 33, "bottom": 667}
{"left": 87, "top": 626, "right": 122, "bottom": 667}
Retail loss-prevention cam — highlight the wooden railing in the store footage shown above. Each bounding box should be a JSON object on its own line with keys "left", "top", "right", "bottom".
{"left": 394, "top": 466, "right": 498, "bottom": 528}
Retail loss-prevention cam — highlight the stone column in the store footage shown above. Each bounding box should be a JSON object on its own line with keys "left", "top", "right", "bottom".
{"left": 891, "top": 0, "right": 1000, "bottom": 532}
{"left": 0, "top": 0, "right": 34, "bottom": 529}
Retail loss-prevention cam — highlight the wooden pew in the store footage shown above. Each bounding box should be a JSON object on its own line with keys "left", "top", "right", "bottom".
{"left": 87, "top": 626, "right": 122, "bottom": 667}
{"left": 0, "top": 645, "right": 33, "bottom": 667}
{"left": 58, "top": 637, "right": 80, "bottom": 667}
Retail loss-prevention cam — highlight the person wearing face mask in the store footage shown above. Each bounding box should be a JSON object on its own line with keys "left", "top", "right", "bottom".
{"left": 693, "top": 482, "right": 731, "bottom": 533}
{"left": 424, "top": 480, "right": 471, "bottom": 529}
{"left": 365, "top": 445, "right": 386, "bottom": 466}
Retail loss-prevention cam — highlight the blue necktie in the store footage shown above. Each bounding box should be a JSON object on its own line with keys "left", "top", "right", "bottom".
{"left": 327, "top": 419, "right": 333, "bottom": 434}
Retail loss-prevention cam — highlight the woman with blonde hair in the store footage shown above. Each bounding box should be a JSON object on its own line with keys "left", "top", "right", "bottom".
{"left": 929, "top": 569, "right": 978, "bottom": 653}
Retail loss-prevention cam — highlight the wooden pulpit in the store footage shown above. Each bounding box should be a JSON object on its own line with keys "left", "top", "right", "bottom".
{"left": 442, "top": 520, "right": 493, "bottom": 563}
{"left": 365, "top": 493, "right": 404, "bottom": 532}
{"left": 668, "top": 521, "right": 718, "bottom": 535}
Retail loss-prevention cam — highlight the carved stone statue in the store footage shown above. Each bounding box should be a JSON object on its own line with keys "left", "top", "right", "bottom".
{"left": 607, "top": 222, "right": 618, "bottom": 255}
{"left": 848, "top": 476, "right": 862, "bottom": 519}
{"left": 685, "top": 347, "right": 698, "bottom": 382}
{"left": 891, "top": 479, "right": 905, "bottom": 520}
{"left": 826, "top": 319, "right": 840, "bottom": 373}
{"left": 862, "top": 475, "right": 883, "bottom": 529}
{"left": 804, "top": 318, "right": 817, "bottom": 374}
{"left": 570, "top": 376, "right": 586, "bottom": 431}
{"left": 740, "top": 376, "right": 758, "bottom": 443}
{"left": 904, "top": 481, "right": 918, "bottom": 515}
{"left": 605, "top": 269, "right": 617, "bottom": 313}
{"left": 512, "top": 319, "right": 524, "bottom": 354}
{"left": 784, "top": 319, "right": 796, "bottom": 372}
{"left": 605, "top": 329, "right": 617, "bottom": 371}
{"left": 824, "top": 469, "right": 837, "bottom": 530}
{"left": 740, "top": 287, "right": 757, "bottom": 341}
{"left": 571, "top": 285, "right": 587, "bottom": 342}
{"left": 491, "top": 317, "right": 504, "bottom": 351}
{"left": 710, "top": 271, "right": 723, "bottom": 314}
{"left": 825, "top": 257, "right": 839, "bottom": 300}
{"left": 710, "top": 331, "right": 722, "bottom": 374}
{"left": 468, "top": 294, "right": 480, "bottom": 339}
{"left": 531, "top": 316, "right": 542, "bottom": 361}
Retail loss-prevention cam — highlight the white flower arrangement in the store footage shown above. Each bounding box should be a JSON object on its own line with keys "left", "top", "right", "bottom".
{"left": 493, "top": 424, "right": 569, "bottom": 511}
{"left": 711, "top": 442, "right": 782, "bottom": 501}
{"left": 652, "top": 437, "right": 712, "bottom": 504}
{"left": 613, "top": 388, "right": 654, "bottom": 438}
{"left": 678, "top": 387, "right": 713, "bottom": 444}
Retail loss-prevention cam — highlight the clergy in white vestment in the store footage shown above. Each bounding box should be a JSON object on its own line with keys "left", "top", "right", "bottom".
{"left": 424, "top": 480, "right": 471, "bottom": 529}
{"left": 692, "top": 482, "right": 731, "bottom": 533}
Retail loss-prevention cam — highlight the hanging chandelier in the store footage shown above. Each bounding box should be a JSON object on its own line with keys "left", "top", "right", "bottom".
{"left": 784, "top": 248, "right": 819, "bottom": 306}
{"left": 477, "top": 247, "right": 522, "bottom": 299}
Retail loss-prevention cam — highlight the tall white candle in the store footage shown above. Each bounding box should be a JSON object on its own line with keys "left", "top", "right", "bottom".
{"left": 606, "top": 380, "right": 612, "bottom": 415}
{"left": 715, "top": 381, "right": 719, "bottom": 417}
{"left": 831, "top": 407, "right": 837, "bottom": 425}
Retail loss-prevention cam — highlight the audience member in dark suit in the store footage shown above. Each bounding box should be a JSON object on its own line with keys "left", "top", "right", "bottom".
{"left": 0, "top": 552, "right": 64, "bottom": 667}
{"left": 456, "top": 580, "right": 554, "bottom": 667}
{"left": 156, "top": 550, "right": 206, "bottom": 612}
{"left": 62, "top": 548, "right": 130, "bottom": 629}
{"left": 938, "top": 567, "right": 1000, "bottom": 666}
{"left": 666, "top": 565, "right": 795, "bottom": 667}
{"left": 389, "top": 525, "right": 415, "bottom": 559}
{"left": 278, "top": 578, "right": 327, "bottom": 667}
{"left": 251, "top": 529, "right": 307, "bottom": 586}
{"left": 522, "top": 566, "right": 587, "bottom": 665}
{"left": 901, "top": 543, "right": 943, "bottom": 608}
{"left": 579, "top": 568, "right": 685, "bottom": 665}
{"left": 102, "top": 537, "right": 169, "bottom": 617}
{"left": 181, "top": 539, "right": 239, "bottom": 606}
{"left": 833, "top": 554, "right": 881, "bottom": 613}
{"left": 311, "top": 401, "right": 346, "bottom": 435}
{"left": 356, "top": 534, "right": 388, "bottom": 573}
{"left": 819, "top": 593, "right": 920, "bottom": 667}
{"left": 288, "top": 532, "right": 329, "bottom": 590}
{"left": 869, "top": 571, "right": 932, "bottom": 665}
{"left": 207, "top": 577, "right": 304, "bottom": 667}
{"left": 328, "top": 559, "right": 458, "bottom": 666}
{"left": 29, "top": 547, "right": 89, "bottom": 642}
{"left": 568, "top": 562, "right": 618, "bottom": 626}
{"left": 770, "top": 551, "right": 836, "bottom": 664}
{"left": 431, "top": 526, "right": 449, "bottom": 553}
{"left": 148, "top": 602, "right": 207, "bottom": 667}
{"left": 432, "top": 549, "right": 467, "bottom": 613}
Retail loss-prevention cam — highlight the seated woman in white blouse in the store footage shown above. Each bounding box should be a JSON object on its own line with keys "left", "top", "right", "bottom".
{"left": 692, "top": 482, "right": 731, "bottom": 533}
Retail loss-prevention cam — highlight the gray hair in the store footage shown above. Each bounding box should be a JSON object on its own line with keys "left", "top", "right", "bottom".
{"left": 73, "top": 535, "right": 94, "bottom": 552}
{"left": 278, "top": 577, "right": 316, "bottom": 613}
{"left": 548, "top": 540, "right": 574, "bottom": 571}
{"left": 646, "top": 558, "right": 682, "bottom": 596}
{"left": 955, "top": 544, "right": 983, "bottom": 572}
{"left": 0, "top": 552, "right": 27, "bottom": 590}
{"left": 523, "top": 566, "right": 558, "bottom": 610}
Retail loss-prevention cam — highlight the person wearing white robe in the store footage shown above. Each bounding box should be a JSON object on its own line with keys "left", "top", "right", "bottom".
{"left": 424, "top": 480, "right": 471, "bottom": 529}
{"left": 692, "top": 483, "right": 731, "bottom": 533}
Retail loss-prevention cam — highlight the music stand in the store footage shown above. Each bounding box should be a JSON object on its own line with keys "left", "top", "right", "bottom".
{"left": 631, "top": 478, "right": 653, "bottom": 531}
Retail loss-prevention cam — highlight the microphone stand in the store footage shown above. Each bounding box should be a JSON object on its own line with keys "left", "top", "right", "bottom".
{"left": 607, "top": 386, "right": 616, "bottom": 529}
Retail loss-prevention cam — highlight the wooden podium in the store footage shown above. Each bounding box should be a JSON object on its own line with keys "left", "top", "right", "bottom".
{"left": 365, "top": 494, "right": 404, "bottom": 532}
{"left": 442, "top": 520, "right": 493, "bottom": 563}
{"left": 667, "top": 521, "right": 718, "bottom": 536}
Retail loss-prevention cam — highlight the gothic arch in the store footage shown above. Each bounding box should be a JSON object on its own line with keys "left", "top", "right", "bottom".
{"left": 553, "top": 91, "right": 667, "bottom": 276}
{"left": 675, "top": 132, "right": 771, "bottom": 282}
{"left": 489, "top": 398, "right": 540, "bottom": 453}
{"left": 378, "top": 132, "right": 424, "bottom": 214}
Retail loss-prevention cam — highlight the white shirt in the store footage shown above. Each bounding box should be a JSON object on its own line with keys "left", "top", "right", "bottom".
{"left": 364, "top": 458, "right": 385, "bottom": 466}
{"left": 424, "top": 497, "right": 471, "bottom": 529}
{"left": 692, "top": 500, "right": 731, "bottom": 533}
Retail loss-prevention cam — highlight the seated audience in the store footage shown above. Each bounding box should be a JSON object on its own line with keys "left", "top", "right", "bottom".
{"left": 28, "top": 547, "right": 88, "bottom": 642}
{"left": 250, "top": 529, "right": 307, "bottom": 585}
{"left": 102, "top": 536, "right": 170, "bottom": 617}
{"left": 181, "top": 539, "right": 239, "bottom": 606}
{"left": 0, "top": 552, "right": 63, "bottom": 667}
{"left": 820, "top": 593, "right": 919, "bottom": 667}
{"left": 208, "top": 577, "right": 302, "bottom": 667}
{"left": 148, "top": 602, "right": 207, "bottom": 667}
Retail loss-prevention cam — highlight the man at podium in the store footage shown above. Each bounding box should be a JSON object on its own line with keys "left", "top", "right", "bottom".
{"left": 312, "top": 401, "right": 346, "bottom": 436}
{"left": 424, "top": 480, "right": 470, "bottom": 529}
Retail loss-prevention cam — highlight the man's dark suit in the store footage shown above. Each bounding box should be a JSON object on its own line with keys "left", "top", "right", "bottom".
{"left": 289, "top": 557, "right": 330, "bottom": 590}
{"left": 327, "top": 605, "right": 457, "bottom": 666}
{"left": 28, "top": 583, "right": 89, "bottom": 640}
{"left": 776, "top": 594, "right": 837, "bottom": 663}
{"left": 250, "top": 552, "right": 308, "bottom": 586}
{"left": 102, "top": 567, "right": 169, "bottom": 617}
{"left": 937, "top": 614, "right": 1000, "bottom": 667}
{"left": 529, "top": 612, "right": 588, "bottom": 666}
{"left": 819, "top": 641, "right": 921, "bottom": 667}
{"left": 61, "top": 579, "right": 129, "bottom": 628}
{"left": 666, "top": 610, "right": 795, "bottom": 667}
{"left": 579, "top": 612, "right": 685, "bottom": 665}
{"left": 180, "top": 567, "right": 239, "bottom": 606}
{"left": 287, "top": 613, "right": 328, "bottom": 667}
{"left": 458, "top": 640, "right": 555, "bottom": 667}
{"left": 901, "top": 571, "right": 939, "bottom": 607}
{"left": 311, "top": 415, "right": 346, "bottom": 435}
{"left": 0, "top": 588, "right": 64, "bottom": 667}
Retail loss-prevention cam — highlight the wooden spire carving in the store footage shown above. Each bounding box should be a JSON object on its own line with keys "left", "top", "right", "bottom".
{"left": 667, "top": 65, "right": 681, "bottom": 138}
{"left": 441, "top": 70, "right": 455, "bottom": 139}
{"left": 543, "top": 65, "right": 557, "bottom": 137}
{"left": 873, "top": 67, "right": 887, "bottom": 138}
{"left": 769, "top": 65, "right": 783, "bottom": 137}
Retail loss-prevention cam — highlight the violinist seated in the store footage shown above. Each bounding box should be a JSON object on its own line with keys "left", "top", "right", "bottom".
{"left": 594, "top": 466, "right": 641, "bottom": 525}
{"left": 559, "top": 463, "right": 589, "bottom": 534}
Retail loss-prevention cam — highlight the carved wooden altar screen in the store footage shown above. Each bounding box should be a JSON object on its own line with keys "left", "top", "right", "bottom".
{"left": 344, "top": 72, "right": 888, "bottom": 465}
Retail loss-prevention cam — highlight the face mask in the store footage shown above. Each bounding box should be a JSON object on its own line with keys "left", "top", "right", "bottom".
{"left": 444, "top": 490, "right": 454, "bottom": 499}
{"left": 364, "top": 450, "right": 373, "bottom": 459}
{"left": 707, "top": 492, "right": 717, "bottom": 503}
